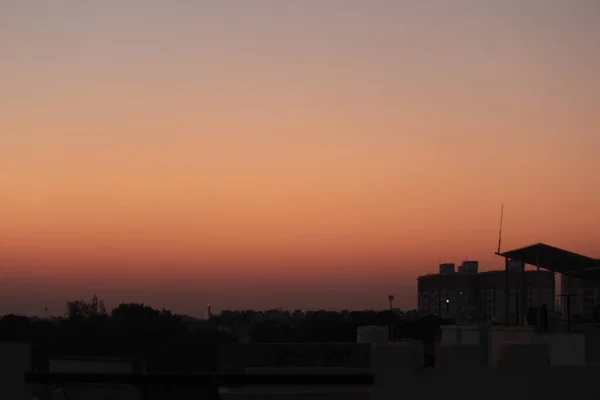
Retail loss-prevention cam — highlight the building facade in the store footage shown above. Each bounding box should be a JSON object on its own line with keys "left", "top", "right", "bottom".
{"left": 560, "top": 276, "right": 600, "bottom": 318}
{"left": 417, "top": 261, "right": 555, "bottom": 322}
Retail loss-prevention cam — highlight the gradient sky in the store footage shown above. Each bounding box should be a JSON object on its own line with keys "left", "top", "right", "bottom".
{"left": 1, "top": 1, "right": 599, "bottom": 316}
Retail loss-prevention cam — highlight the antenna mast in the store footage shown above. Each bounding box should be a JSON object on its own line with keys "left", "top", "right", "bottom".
{"left": 497, "top": 204, "right": 504, "bottom": 254}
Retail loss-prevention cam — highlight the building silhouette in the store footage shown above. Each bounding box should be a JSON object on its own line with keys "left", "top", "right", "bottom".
{"left": 560, "top": 276, "right": 600, "bottom": 318}
{"left": 417, "top": 260, "right": 555, "bottom": 322}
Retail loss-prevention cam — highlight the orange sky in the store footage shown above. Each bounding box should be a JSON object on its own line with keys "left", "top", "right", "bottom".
{"left": 1, "top": 1, "right": 599, "bottom": 316}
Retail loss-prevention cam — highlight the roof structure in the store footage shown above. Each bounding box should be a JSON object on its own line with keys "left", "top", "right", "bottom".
{"left": 497, "top": 243, "right": 600, "bottom": 282}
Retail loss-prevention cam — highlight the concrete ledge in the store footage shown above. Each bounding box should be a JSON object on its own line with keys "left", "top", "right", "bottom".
{"left": 221, "top": 393, "right": 369, "bottom": 400}
{"left": 245, "top": 367, "right": 371, "bottom": 374}
{"left": 439, "top": 344, "right": 483, "bottom": 370}
{"left": 220, "top": 385, "right": 372, "bottom": 394}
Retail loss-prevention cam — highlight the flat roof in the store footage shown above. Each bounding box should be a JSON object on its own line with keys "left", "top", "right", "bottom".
{"left": 497, "top": 243, "right": 600, "bottom": 281}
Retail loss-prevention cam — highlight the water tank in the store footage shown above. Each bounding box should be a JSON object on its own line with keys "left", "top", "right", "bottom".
{"left": 508, "top": 259, "right": 525, "bottom": 273}
{"left": 357, "top": 326, "right": 389, "bottom": 343}
{"left": 439, "top": 263, "right": 455, "bottom": 274}
{"left": 461, "top": 261, "right": 479, "bottom": 274}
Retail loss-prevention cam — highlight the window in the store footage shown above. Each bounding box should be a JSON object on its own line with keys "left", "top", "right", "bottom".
{"left": 420, "top": 293, "right": 431, "bottom": 313}
{"left": 583, "top": 290, "right": 595, "bottom": 315}
{"left": 486, "top": 289, "right": 496, "bottom": 317}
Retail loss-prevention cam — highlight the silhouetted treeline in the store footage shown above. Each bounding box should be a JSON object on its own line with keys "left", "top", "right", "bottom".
{"left": 0, "top": 297, "right": 448, "bottom": 372}
{"left": 0, "top": 298, "right": 233, "bottom": 372}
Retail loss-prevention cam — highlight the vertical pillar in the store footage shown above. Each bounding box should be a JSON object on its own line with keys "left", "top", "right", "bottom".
{"left": 483, "top": 275, "right": 488, "bottom": 323}
{"left": 515, "top": 292, "right": 520, "bottom": 326}
{"left": 505, "top": 257, "right": 510, "bottom": 325}
{"left": 438, "top": 287, "right": 442, "bottom": 318}
{"left": 0, "top": 343, "right": 31, "bottom": 400}
{"left": 536, "top": 247, "right": 542, "bottom": 329}
{"left": 521, "top": 258, "right": 527, "bottom": 325}
{"left": 567, "top": 274, "right": 573, "bottom": 332}
{"left": 479, "top": 324, "right": 490, "bottom": 367}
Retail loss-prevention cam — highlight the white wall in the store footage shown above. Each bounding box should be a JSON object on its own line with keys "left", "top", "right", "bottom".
{"left": 441, "top": 325, "right": 480, "bottom": 345}
{"left": 4, "top": 341, "right": 600, "bottom": 400}
{"left": 440, "top": 326, "right": 587, "bottom": 367}
{"left": 357, "top": 326, "right": 388, "bottom": 343}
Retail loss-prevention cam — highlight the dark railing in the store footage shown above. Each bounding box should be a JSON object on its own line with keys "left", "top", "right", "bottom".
{"left": 25, "top": 371, "right": 374, "bottom": 399}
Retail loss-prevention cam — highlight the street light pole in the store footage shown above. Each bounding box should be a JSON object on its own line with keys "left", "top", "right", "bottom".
{"left": 388, "top": 295, "right": 395, "bottom": 341}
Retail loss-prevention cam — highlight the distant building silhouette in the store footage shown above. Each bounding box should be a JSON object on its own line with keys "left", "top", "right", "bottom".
{"left": 417, "top": 260, "right": 555, "bottom": 322}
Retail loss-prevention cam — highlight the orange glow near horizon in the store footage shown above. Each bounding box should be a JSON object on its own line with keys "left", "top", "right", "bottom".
{"left": 1, "top": 1, "right": 599, "bottom": 316}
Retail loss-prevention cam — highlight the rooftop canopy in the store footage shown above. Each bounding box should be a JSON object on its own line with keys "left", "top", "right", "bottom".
{"left": 497, "top": 243, "right": 600, "bottom": 280}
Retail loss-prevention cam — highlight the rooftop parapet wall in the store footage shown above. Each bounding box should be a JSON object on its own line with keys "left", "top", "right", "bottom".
{"left": 4, "top": 340, "right": 600, "bottom": 400}
{"left": 224, "top": 343, "right": 372, "bottom": 369}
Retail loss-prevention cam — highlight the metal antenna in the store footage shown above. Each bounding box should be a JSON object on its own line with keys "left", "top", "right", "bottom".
{"left": 497, "top": 204, "right": 504, "bottom": 254}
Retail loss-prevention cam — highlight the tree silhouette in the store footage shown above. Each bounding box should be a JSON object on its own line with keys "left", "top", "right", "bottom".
{"left": 66, "top": 294, "right": 108, "bottom": 319}
{"left": 66, "top": 300, "right": 90, "bottom": 319}
{"left": 99, "top": 300, "right": 107, "bottom": 315}
{"left": 91, "top": 294, "right": 99, "bottom": 314}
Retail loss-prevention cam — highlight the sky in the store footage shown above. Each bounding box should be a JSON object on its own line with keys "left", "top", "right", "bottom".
{"left": 1, "top": 0, "right": 599, "bottom": 316}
